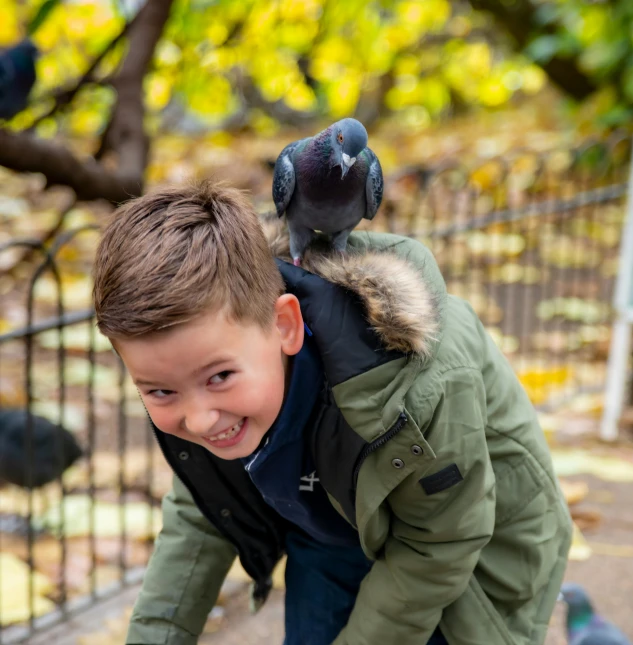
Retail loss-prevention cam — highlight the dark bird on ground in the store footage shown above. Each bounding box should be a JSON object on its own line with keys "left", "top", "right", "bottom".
{"left": 0, "top": 39, "right": 39, "bottom": 120}
{"left": 560, "top": 583, "right": 631, "bottom": 645}
{"left": 272, "top": 117, "right": 383, "bottom": 266}
{"left": 0, "top": 409, "right": 83, "bottom": 489}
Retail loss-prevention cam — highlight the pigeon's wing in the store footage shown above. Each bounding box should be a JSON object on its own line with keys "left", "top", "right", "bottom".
{"left": 574, "top": 622, "right": 632, "bottom": 645}
{"left": 272, "top": 140, "right": 302, "bottom": 218}
{"left": 363, "top": 147, "right": 383, "bottom": 221}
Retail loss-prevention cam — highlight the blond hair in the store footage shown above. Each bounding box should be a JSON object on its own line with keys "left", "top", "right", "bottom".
{"left": 93, "top": 181, "right": 284, "bottom": 338}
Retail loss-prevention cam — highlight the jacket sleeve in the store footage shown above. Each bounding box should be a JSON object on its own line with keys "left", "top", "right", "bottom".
{"left": 126, "top": 474, "right": 237, "bottom": 645}
{"left": 333, "top": 368, "right": 496, "bottom": 645}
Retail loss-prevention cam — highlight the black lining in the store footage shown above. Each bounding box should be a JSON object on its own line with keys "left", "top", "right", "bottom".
{"left": 276, "top": 259, "right": 403, "bottom": 386}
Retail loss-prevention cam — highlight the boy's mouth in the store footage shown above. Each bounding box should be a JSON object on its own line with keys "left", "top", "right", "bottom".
{"left": 203, "top": 418, "right": 246, "bottom": 445}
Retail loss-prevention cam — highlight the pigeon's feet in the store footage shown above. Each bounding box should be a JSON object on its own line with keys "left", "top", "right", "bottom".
{"left": 293, "top": 257, "right": 302, "bottom": 267}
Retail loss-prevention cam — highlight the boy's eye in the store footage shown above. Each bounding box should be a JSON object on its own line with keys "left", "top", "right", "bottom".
{"left": 209, "top": 370, "right": 233, "bottom": 385}
{"left": 148, "top": 389, "right": 174, "bottom": 399}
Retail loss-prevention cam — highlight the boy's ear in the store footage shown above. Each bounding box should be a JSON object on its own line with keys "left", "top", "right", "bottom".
{"left": 275, "top": 294, "right": 304, "bottom": 356}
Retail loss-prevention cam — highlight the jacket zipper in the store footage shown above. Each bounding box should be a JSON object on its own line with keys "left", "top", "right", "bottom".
{"left": 353, "top": 412, "right": 408, "bottom": 485}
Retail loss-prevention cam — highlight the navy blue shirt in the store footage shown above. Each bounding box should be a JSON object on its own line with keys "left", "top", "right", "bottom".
{"left": 241, "top": 327, "right": 360, "bottom": 547}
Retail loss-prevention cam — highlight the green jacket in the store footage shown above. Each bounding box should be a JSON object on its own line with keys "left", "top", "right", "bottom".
{"left": 127, "top": 230, "right": 572, "bottom": 645}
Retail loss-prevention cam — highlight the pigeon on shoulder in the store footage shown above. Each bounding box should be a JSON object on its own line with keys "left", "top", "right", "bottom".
{"left": 0, "top": 39, "right": 38, "bottom": 120}
{"left": 561, "top": 583, "right": 631, "bottom": 645}
{"left": 272, "top": 117, "right": 383, "bottom": 266}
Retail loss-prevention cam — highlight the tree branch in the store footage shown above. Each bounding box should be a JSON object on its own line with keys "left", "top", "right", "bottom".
{"left": 0, "top": 129, "right": 142, "bottom": 202}
{"left": 95, "top": 0, "right": 174, "bottom": 169}
{"left": 0, "top": 0, "right": 174, "bottom": 203}
{"left": 234, "top": 71, "right": 317, "bottom": 128}
{"left": 469, "top": 0, "right": 597, "bottom": 101}
{"left": 28, "top": 14, "right": 140, "bottom": 129}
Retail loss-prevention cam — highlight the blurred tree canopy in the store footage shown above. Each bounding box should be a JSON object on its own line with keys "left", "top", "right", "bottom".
{"left": 0, "top": 0, "right": 631, "bottom": 204}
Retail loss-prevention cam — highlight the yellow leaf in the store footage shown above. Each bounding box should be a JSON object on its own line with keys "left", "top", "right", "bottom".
{"left": 0, "top": 5, "right": 19, "bottom": 46}
{"left": 569, "top": 522, "right": 592, "bottom": 561}
{"left": 37, "top": 323, "right": 112, "bottom": 352}
{"left": 35, "top": 495, "right": 162, "bottom": 539}
{"left": 0, "top": 552, "right": 56, "bottom": 624}
{"left": 559, "top": 479, "right": 589, "bottom": 506}
{"left": 551, "top": 450, "right": 633, "bottom": 482}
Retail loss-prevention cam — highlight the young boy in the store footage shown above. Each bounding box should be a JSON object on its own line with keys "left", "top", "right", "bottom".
{"left": 93, "top": 181, "right": 572, "bottom": 645}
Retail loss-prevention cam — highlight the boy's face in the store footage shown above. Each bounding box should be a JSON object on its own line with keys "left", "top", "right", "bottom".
{"left": 116, "top": 295, "right": 304, "bottom": 460}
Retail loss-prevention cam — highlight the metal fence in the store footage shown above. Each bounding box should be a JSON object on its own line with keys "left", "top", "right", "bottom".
{"left": 377, "top": 133, "right": 631, "bottom": 417}
{"left": 0, "top": 133, "right": 631, "bottom": 642}
{"left": 0, "top": 225, "right": 165, "bottom": 644}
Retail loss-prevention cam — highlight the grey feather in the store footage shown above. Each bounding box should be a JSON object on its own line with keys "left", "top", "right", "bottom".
{"left": 272, "top": 139, "right": 305, "bottom": 217}
{"left": 363, "top": 148, "right": 383, "bottom": 221}
{"left": 271, "top": 118, "right": 383, "bottom": 264}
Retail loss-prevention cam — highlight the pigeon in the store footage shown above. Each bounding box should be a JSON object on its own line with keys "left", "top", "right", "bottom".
{"left": 272, "top": 117, "right": 383, "bottom": 266}
{"left": 0, "top": 39, "right": 38, "bottom": 120}
{"left": 0, "top": 409, "right": 83, "bottom": 488}
{"left": 560, "top": 582, "right": 631, "bottom": 645}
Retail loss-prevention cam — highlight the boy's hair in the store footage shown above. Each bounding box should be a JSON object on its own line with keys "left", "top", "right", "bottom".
{"left": 93, "top": 181, "right": 284, "bottom": 338}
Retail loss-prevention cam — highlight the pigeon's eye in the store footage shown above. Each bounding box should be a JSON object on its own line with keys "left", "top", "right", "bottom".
{"left": 337, "top": 133, "right": 344, "bottom": 144}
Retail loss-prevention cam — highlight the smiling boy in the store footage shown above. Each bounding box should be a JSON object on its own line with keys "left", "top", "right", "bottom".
{"left": 93, "top": 181, "right": 572, "bottom": 645}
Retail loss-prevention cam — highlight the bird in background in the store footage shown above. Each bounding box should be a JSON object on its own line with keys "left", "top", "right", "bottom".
{"left": 0, "top": 409, "right": 83, "bottom": 489}
{"left": 560, "top": 582, "right": 631, "bottom": 645}
{"left": 0, "top": 39, "right": 39, "bottom": 120}
{"left": 272, "top": 117, "right": 383, "bottom": 266}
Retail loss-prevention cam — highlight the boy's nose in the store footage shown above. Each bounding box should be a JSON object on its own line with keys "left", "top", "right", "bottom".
{"left": 184, "top": 406, "right": 221, "bottom": 437}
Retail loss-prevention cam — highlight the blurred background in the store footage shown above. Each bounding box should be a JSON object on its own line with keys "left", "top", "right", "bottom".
{"left": 1, "top": 0, "right": 633, "bottom": 643}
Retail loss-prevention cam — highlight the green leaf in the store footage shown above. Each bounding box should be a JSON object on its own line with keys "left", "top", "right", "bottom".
{"left": 597, "top": 104, "right": 633, "bottom": 127}
{"left": 533, "top": 4, "right": 562, "bottom": 27}
{"left": 27, "top": 0, "right": 63, "bottom": 36}
{"left": 525, "top": 35, "right": 561, "bottom": 63}
{"left": 623, "top": 63, "right": 633, "bottom": 102}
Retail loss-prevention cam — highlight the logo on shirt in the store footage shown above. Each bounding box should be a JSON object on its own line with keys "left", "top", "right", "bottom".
{"left": 299, "top": 471, "right": 319, "bottom": 492}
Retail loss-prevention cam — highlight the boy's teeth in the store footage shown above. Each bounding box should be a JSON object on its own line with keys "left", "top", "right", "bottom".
{"left": 208, "top": 418, "right": 244, "bottom": 442}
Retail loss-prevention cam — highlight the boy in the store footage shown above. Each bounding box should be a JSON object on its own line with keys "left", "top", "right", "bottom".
{"left": 93, "top": 181, "right": 572, "bottom": 645}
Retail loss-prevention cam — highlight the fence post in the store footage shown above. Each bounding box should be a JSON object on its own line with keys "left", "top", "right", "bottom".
{"left": 601, "top": 142, "right": 633, "bottom": 441}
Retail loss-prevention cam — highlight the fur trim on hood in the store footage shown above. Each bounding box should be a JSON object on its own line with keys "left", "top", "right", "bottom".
{"left": 260, "top": 211, "right": 442, "bottom": 360}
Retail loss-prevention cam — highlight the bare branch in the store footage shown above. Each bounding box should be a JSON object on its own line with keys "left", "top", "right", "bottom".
{"left": 234, "top": 71, "right": 317, "bottom": 128}
{"left": 0, "top": 129, "right": 142, "bottom": 202}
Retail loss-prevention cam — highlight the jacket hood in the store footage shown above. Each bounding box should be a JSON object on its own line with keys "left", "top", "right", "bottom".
{"left": 260, "top": 211, "right": 446, "bottom": 363}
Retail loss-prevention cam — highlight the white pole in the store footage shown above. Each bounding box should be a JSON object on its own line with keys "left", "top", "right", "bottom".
{"left": 601, "top": 142, "right": 633, "bottom": 441}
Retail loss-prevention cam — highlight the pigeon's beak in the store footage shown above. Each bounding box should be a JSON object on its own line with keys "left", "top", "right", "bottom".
{"left": 557, "top": 591, "right": 565, "bottom": 602}
{"left": 340, "top": 153, "right": 356, "bottom": 179}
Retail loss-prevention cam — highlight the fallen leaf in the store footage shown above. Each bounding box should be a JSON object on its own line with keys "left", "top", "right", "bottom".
{"left": 570, "top": 508, "right": 602, "bottom": 532}
{"left": 37, "top": 324, "right": 112, "bottom": 353}
{"left": 551, "top": 450, "right": 633, "bottom": 482}
{"left": 587, "top": 542, "right": 633, "bottom": 558}
{"left": 33, "top": 495, "right": 162, "bottom": 539}
{"left": 569, "top": 522, "right": 592, "bottom": 561}
{"left": 0, "top": 551, "right": 56, "bottom": 624}
{"left": 559, "top": 479, "right": 589, "bottom": 506}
